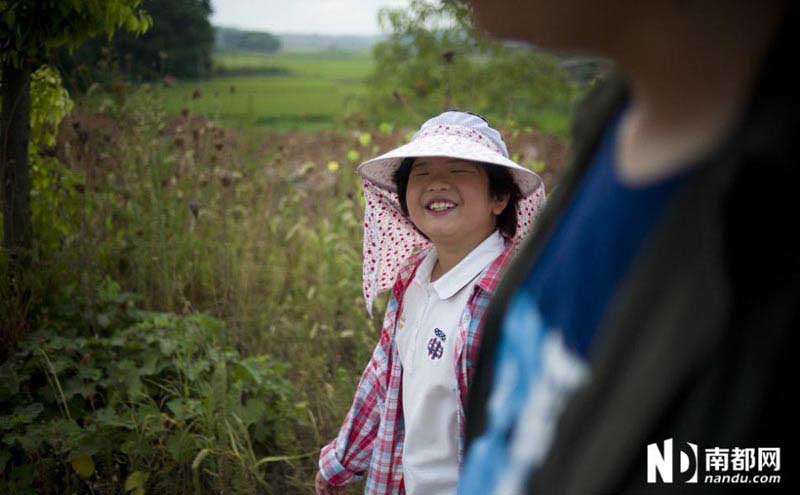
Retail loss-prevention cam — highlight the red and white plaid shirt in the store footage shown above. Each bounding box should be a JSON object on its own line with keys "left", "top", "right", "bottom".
{"left": 319, "top": 241, "right": 517, "bottom": 495}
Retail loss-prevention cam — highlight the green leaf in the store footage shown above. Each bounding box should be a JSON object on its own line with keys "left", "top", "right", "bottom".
{"left": 0, "top": 403, "right": 45, "bottom": 430}
{"left": 77, "top": 366, "right": 102, "bottom": 381}
{"left": 126, "top": 375, "right": 144, "bottom": 397}
{"left": 6, "top": 423, "right": 47, "bottom": 453}
{"left": 0, "top": 363, "right": 20, "bottom": 401}
{"left": 47, "top": 354, "right": 73, "bottom": 374}
{"left": 3, "top": 8, "right": 14, "bottom": 27}
{"left": 166, "top": 434, "right": 196, "bottom": 462}
{"left": 63, "top": 377, "right": 97, "bottom": 400}
{"left": 94, "top": 407, "right": 133, "bottom": 429}
{"left": 158, "top": 337, "right": 177, "bottom": 356}
{"left": 166, "top": 398, "right": 200, "bottom": 421}
{"left": 232, "top": 359, "right": 263, "bottom": 387}
{"left": 139, "top": 351, "right": 160, "bottom": 376}
{"left": 46, "top": 336, "right": 67, "bottom": 350}
{"left": 183, "top": 358, "right": 210, "bottom": 382}
{"left": 71, "top": 454, "right": 95, "bottom": 479}
{"left": 50, "top": 418, "right": 84, "bottom": 450}
{"left": 124, "top": 470, "right": 149, "bottom": 493}
{"left": 240, "top": 398, "right": 265, "bottom": 426}
{"left": 379, "top": 122, "right": 395, "bottom": 135}
{"left": 98, "top": 277, "right": 122, "bottom": 304}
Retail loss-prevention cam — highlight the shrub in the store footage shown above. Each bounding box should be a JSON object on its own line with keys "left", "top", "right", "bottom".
{"left": 358, "top": 0, "right": 586, "bottom": 137}
{"left": 0, "top": 277, "right": 306, "bottom": 494}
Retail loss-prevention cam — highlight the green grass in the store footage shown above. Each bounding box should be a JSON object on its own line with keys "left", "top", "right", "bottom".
{"left": 158, "top": 51, "right": 374, "bottom": 131}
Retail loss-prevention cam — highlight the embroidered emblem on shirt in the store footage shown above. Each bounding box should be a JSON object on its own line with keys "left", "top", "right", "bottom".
{"left": 427, "top": 328, "right": 446, "bottom": 360}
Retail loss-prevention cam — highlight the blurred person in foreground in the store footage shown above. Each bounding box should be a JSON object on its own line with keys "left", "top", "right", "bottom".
{"left": 460, "top": 1, "right": 797, "bottom": 493}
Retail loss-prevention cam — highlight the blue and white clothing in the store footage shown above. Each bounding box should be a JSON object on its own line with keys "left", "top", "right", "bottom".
{"left": 459, "top": 111, "right": 693, "bottom": 495}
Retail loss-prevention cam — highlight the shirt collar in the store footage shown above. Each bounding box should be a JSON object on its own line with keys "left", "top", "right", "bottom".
{"left": 415, "top": 230, "right": 506, "bottom": 300}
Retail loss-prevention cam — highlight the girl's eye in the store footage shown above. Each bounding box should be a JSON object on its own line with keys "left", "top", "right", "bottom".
{"left": 413, "top": 172, "right": 429, "bottom": 177}
{"left": 451, "top": 169, "right": 470, "bottom": 173}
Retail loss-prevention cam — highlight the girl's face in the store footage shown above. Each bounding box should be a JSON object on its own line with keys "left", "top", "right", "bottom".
{"left": 406, "top": 157, "right": 509, "bottom": 248}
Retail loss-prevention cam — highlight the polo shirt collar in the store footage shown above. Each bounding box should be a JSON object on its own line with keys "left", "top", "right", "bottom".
{"left": 415, "top": 230, "right": 506, "bottom": 300}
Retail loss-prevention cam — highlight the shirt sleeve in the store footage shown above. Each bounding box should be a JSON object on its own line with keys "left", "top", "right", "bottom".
{"left": 318, "top": 296, "right": 396, "bottom": 486}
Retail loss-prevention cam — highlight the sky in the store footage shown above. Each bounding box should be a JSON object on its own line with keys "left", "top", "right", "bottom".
{"left": 210, "top": 0, "right": 411, "bottom": 36}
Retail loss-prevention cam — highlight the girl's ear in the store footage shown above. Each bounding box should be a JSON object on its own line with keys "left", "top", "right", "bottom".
{"left": 491, "top": 192, "right": 511, "bottom": 216}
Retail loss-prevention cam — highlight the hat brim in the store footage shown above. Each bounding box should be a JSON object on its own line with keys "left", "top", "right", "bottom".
{"left": 356, "top": 134, "right": 543, "bottom": 196}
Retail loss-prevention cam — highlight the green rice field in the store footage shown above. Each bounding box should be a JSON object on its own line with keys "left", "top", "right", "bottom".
{"left": 158, "top": 51, "right": 374, "bottom": 130}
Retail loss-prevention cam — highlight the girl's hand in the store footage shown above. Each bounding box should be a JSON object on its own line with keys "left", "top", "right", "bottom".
{"left": 316, "top": 471, "right": 345, "bottom": 495}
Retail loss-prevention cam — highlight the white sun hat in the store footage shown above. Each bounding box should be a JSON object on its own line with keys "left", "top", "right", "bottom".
{"left": 357, "top": 110, "right": 546, "bottom": 317}
{"left": 357, "top": 110, "right": 543, "bottom": 196}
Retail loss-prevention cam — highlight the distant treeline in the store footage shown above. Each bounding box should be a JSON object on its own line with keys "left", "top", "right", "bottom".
{"left": 277, "top": 33, "right": 383, "bottom": 53}
{"left": 216, "top": 28, "right": 384, "bottom": 54}
{"left": 215, "top": 27, "right": 281, "bottom": 53}
{"left": 49, "top": 0, "right": 387, "bottom": 90}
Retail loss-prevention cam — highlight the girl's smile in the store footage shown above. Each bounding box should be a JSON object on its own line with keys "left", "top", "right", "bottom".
{"left": 425, "top": 198, "right": 458, "bottom": 213}
{"left": 406, "top": 157, "right": 509, "bottom": 252}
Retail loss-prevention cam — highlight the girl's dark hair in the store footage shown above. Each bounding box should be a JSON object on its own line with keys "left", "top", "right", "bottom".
{"left": 392, "top": 157, "right": 522, "bottom": 239}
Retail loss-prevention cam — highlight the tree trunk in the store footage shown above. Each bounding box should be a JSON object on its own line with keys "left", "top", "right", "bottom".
{"left": 1, "top": 60, "right": 33, "bottom": 357}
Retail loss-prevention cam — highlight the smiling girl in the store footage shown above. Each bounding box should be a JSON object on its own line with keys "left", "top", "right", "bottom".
{"left": 316, "top": 111, "right": 545, "bottom": 495}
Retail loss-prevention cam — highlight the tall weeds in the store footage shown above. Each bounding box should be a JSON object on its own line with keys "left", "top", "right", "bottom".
{"left": 32, "top": 80, "right": 386, "bottom": 492}
{"left": 2, "top": 71, "right": 565, "bottom": 493}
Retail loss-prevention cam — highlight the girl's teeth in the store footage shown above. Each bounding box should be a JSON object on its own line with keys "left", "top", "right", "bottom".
{"left": 428, "top": 202, "right": 455, "bottom": 211}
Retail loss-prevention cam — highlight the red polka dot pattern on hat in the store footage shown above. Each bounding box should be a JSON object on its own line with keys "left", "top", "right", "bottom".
{"left": 357, "top": 126, "right": 542, "bottom": 198}
{"left": 361, "top": 178, "right": 546, "bottom": 317}
{"left": 415, "top": 124, "right": 505, "bottom": 155}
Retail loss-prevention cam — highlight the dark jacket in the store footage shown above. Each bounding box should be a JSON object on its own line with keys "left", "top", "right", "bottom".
{"left": 465, "top": 8, "right": 798, "bottom": 494}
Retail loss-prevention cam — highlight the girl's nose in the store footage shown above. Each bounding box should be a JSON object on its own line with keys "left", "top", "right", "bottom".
{"left": 426, "top": 170, "right": 452, "bottom": 190}
{"left": 426, "top": 180, "right": 450, "bottom": 191}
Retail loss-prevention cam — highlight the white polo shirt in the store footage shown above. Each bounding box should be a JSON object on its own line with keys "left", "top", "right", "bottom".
{"left": 396, "top": 230, "right": 505, "bottom": 495}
